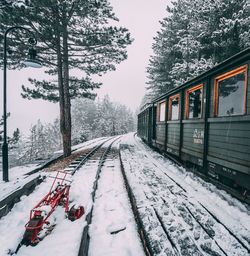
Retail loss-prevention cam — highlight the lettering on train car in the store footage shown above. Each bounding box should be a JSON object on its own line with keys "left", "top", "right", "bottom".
{"left": 208, "top": 170, "right": 219, "bottom": 180}
{"left": 222, "top": 167, "right": 237, "bottom": 177}
{"left": 208, "top": 162, "right": 216, "bottom": 170}
{"left": 167, "top": 148, "right": 173, "bottom": 153}
{"left": 198, "top": 158, "right": 203, "bottom": 166}
{"left": 193, "top": 129, "right": 204, "bottom": 144}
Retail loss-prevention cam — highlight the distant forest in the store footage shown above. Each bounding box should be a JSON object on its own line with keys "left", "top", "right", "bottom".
{"left": 145, "top": 0, "right": 249, "bottom": 103}
{"left": 5, "top": 96, "right": 135, "bottom": 167}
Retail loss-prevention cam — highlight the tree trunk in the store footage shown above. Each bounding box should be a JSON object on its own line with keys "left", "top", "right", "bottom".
{"left": 62, "top": 8, "right": 71, "bottom": 157}
{"left": 56, "top": 41, "right": 69, "bottom": 156}
{"left": 54, "top": 8, "right": 71, "bottom": 157}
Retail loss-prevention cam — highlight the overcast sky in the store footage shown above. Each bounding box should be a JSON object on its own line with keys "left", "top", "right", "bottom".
{"left": 0, "top": 0, "right": 170, "bottom": 135}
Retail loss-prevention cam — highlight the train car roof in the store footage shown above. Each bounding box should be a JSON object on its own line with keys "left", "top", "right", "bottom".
{"left": 139, "top": 102, "right": 153, "bottom": 112}
{"left": 152, "top": 47, "right": 250, "bottom": 104}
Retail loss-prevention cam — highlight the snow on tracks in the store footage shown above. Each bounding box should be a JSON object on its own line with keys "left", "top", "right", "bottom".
{"left": 0, "top": 136, "right": 144, "bottom": 256}
{"left": 87, "top": 140, "right": 144, "bottom": 256}
{"left": 119, "top": 133, "right": 250, "bottom": 256}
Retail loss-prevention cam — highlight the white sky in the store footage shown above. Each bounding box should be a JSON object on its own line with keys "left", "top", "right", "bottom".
{"left": 0, "top": 0, "right": 170, "bottom": 135}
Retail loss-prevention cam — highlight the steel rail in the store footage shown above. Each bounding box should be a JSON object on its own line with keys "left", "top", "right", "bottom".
{"left": 77, "top": 136, "right": 121, "bottom": 256}
{"left": 119, "top": 146, "right": 153, "bottom": 256}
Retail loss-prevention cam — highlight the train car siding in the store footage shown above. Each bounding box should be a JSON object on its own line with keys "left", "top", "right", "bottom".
{"left": 138, "top": 48, "right": 250, "bottom": 193}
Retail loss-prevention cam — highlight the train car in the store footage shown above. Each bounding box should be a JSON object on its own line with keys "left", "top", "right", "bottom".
{"left": 137, "top": 103, "right": 152, "bottom": 143}
{"left": 138, "top": 48, "right": 250, "bottom": 193}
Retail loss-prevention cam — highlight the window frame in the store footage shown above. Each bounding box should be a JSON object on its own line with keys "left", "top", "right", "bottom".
{"left": 185, "top": 84, "right": 204, "bottom": 119}
{"left": 214, "top": 65, "right": 248, "bottom": 117}
{"left": 158, "top": 100, "right": 166, "bottom": 122}
{"left": 169, "top": 94, "right": 180, "bottom": 120}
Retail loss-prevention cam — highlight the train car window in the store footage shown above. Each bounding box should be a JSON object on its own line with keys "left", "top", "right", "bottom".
{"left": 169, "top": 94, "right": 180, "bottom": 120}
{"left": 214, "top": 65, "right": 248, "bottom": 117}
{"left": 158, "top": 101, "right": 166, "bottom": 121}
{"left": 186, "top": 84, "right": 203, "bottom": 119}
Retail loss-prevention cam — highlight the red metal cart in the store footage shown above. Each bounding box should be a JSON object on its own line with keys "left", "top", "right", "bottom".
{"left": 22, "top": 170, "right": 84, "bottom": 245}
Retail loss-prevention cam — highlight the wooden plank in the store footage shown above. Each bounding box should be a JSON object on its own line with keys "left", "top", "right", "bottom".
{"left": 182, "top": 147, "right": 203, "bottom": 157}
{"left": 155, "top": 139, "right": 164, "bottom": 145}
{"left": 183, "top": 133, "right": 194, "bottom": 138}
{"left": 208, "top": 140, "right": 250, "bottom": 154}
{"left": 167, "top": 123, "right": 180, "bottom": 128}
{"left": 209, "top": 129, "right": 250, "bottom": 138}
{"left": 182, "top": 123, "right": 205, "bottom": 129}
{"left": 168, "top": 126, "right": 180, "bottom": 131}
{"left": 167, "top": 135, "right": 180, "bottom": 142}
{"left": 182, "top": 144, "right": 203, "bottom": 153}
{"left": 207, "top": 155, "right": 250, "bottom": 175}
{"left": 157, "top": 126, "right": 165, "bottom": 132}
{"left": 156, "top": 131, "right": 165, "bottom": 140}
{"left": 166, "top": 143, "right": 179, "bottom": 150}
{"left": 208, "top": 145, "right": 250, "bottom": 164}
{"left": 167, "top": 130, "right": 180, "bottom": 135}
{"left": 208, "top": 134, "right": 250, "bottom": 146}
{"left": 156, "top": 130, "right": 165, "bottom": 137}
{"left": 157, "top": 123, "right": 166, "bottom": 127}
{"left": 156, "top": 137, "right": 165, "bottom": 143}
{"left": 156, "top": 127, "right": 165, "bottom": 133}
{"left": 208, "top": 115, "right": 250, "bottom": 123}
{"left": 209, "top": 122, "right": 250, "bottom": 131}
{"left": 183, "top": 136, "right": 202, "bottom": 143}
{"left": 208, "top": 142, "right": 250, "bottom": 158}
{"left": 168, "top": 138, "right": 180, "bottom": 145}
{"left": 167, "top": 130, "right": 180, "bottom": 136}
{"left": 183, "top": 138, "right": 204, "bottom": 149}
{"left": 156, "top": 128, "right": 165, "bottom": 133}
{"left": 168, "top": 128, "right": 180, "bottom": 132}
{"left": 157, "top": 137, "right": 165, "bottom": 143}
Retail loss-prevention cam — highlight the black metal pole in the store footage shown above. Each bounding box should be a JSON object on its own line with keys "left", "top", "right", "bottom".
{"left": 2, "top": 26, "right": 38, "bottom": 182}
{"left": 2, "top": 28, "right": 8, "bottom": 182}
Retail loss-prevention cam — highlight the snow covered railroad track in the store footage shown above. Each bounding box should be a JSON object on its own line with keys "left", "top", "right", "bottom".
{"left": 1, "top": 135, "right": 145, "bottom": 256}
{"left": 119, "top": 133, "right": 250, "bottom": 256}
{"left": 0, "top": 138, "right": 112, "bottom": 222}
{"left": 77, "top": 136, "right": 144, "bottom": 256}
{"left": 77, "top": 138, "right": 119, "bottom": 255}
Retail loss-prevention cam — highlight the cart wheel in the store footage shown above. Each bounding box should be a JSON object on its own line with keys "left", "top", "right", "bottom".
{"left": 22, "top": 216, "right": 43, "bottom": 246}
{"left": 68, "top": 205, "right": 84, "bottom": 221}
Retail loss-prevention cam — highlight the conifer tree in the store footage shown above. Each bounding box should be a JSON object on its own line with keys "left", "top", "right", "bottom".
{"left": 146, "top": 0, "right": 249, "bottom": 98}
{"left": 0, "top": 0, "right": 132, "bottom": 156}
{"left": 71, "top": 96, "right": 135, "bottom": 141}
{"left": 0, "top": 113, "right": 20, "bottom": 148}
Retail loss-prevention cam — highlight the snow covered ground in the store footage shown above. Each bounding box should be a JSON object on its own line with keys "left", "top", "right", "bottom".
{"left": 0, "top": 136, "right": 144, "bottom": 256}
{"left": 0, "top": 133, "right": 249, "bottom": 256}
{"left": 120, "top": 133, "right": 250, "bottom": 255}
{"left": 0, "top": 164, "right": 40, "bottom": 201}
{"left": 0, "top": 136, "right": 108, "bottom": 201}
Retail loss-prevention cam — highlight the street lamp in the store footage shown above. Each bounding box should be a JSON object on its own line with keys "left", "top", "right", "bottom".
{"left": 2, "top": 26, "right": 42, "bottom": 182}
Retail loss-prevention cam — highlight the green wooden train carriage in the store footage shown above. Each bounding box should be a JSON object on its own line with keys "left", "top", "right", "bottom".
{"left": 138, "top": 48, "right": 250, "bottom": 191}
{"left": 137, "top": 103, "right": 153, "bottom": 143}
{"left": 206, "top": 63, "right": 250, "bottom": 188}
